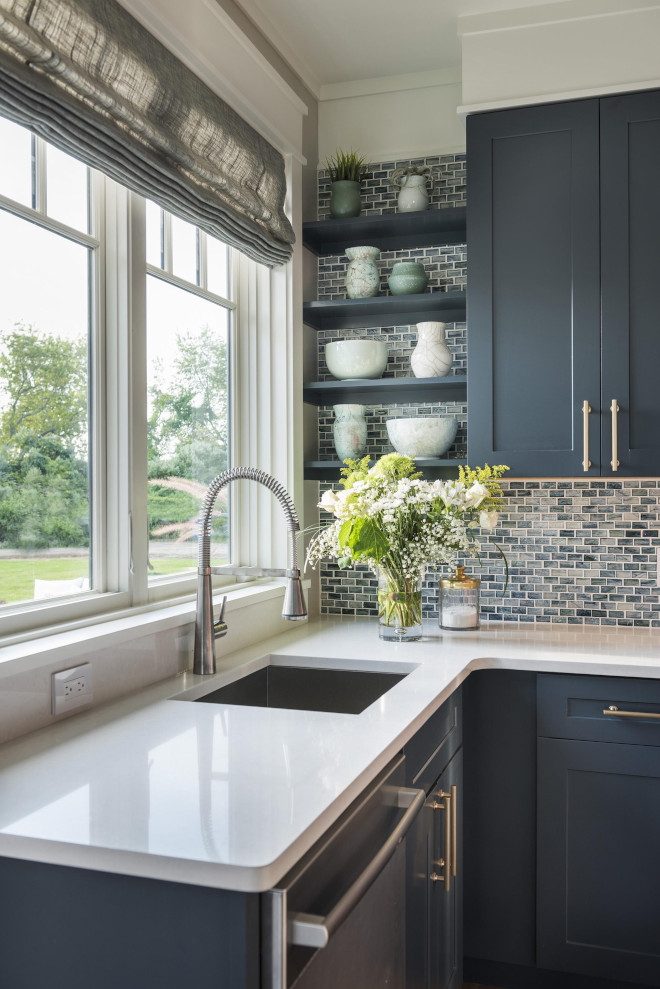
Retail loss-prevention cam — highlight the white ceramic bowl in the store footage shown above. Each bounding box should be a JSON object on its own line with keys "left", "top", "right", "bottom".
{"left": 386, "top": 416, "right": 458, "bottom": 458}
{"left": 325, "top": 340, "right": 388, "bottom": 380}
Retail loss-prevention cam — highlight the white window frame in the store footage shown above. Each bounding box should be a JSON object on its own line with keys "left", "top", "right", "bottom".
{"left": 0, "top": 133, "right": 303, "bottom": 647}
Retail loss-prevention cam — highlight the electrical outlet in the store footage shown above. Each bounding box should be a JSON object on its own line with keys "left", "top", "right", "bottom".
{"left": 52, "top": 663, "right": 93, "bottom": 716}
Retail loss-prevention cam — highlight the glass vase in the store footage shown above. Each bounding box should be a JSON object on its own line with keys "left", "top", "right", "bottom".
{"left": 377, "top": 568, "right": 424, "bottom": 642}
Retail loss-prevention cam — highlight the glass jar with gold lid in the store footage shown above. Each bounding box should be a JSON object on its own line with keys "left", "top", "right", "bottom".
{"left": 439, "top": 566, "right": 480, "bottom": 630}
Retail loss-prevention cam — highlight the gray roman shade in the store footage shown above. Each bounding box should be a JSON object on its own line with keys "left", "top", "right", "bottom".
{"left": 0, "top": 0, "right": 295, "bottom": 265}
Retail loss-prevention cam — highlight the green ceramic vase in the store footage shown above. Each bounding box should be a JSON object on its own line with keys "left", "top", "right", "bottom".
{"left": 388, "top": 261, "right": 429, "bottom": 296}
{"left": 329, "top": 180, "right": 361, "bottom": 218}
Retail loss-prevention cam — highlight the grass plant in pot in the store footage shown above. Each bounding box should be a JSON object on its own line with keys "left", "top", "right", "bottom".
{"left": 326, "top": 149, "right": 367, "bottom": 218}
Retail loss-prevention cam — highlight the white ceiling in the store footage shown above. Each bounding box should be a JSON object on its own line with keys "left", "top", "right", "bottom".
{"left": 235, "top": 0, "right": 570, "bottom": 96}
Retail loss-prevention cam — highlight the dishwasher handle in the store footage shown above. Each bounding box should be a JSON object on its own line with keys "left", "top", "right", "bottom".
{"left": 289, "top": 785, "right": 425, "bottom": 949}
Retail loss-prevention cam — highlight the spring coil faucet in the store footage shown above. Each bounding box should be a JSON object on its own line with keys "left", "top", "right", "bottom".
{"left": 193, "top": 467, "right": 307, "bottom": 675}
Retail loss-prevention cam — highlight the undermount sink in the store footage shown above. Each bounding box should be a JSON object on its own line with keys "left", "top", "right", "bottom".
{"left": 186, "top": 662, "right": 411, "bottom": 715}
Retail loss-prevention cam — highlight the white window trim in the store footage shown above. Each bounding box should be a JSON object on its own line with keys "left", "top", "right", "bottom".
{"left": 0, "top": 152, "right": 305, "bottom": 648}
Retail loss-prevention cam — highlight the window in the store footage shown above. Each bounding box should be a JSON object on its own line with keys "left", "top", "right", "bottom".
{"left": 0, "top": 114, "right": 237, "bottom": 630}
{"left": 145, "top": 206, "right": 232, "bottom": 582}
{"left": 0, "top": 121, "right": 94, "bottom": 609}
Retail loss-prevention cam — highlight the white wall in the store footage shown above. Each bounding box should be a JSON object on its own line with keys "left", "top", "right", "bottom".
{"left": 318, "top": 70, "right": 465, "bottom": 165}
{"left": 459, "top": 0, "right": 660, "bottom": 113}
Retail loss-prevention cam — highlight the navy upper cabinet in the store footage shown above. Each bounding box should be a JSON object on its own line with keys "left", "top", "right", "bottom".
{"left": 467, "top": 100, "right": 601, "bottom": 476}
{"left": 468, "top": 91, "right": 660, "bottom": 477}
{"left": 601, "top": 90, "right": 660, "bottom": 475}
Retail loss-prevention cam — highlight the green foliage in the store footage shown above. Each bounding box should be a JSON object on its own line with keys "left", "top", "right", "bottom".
{"left": 0, "top": 319, "right": 229, "bottom": 554}
{"left": 326, "top": 149, "right": 367, "bottom": 183}
{"left": 0, "top": 434, "right": 89, "bottom": 549}
{"left": 0, "top": 324, "right": 87, "bottom": 452}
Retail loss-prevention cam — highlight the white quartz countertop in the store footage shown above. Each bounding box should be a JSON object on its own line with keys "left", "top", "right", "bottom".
{"left": 1, "top": 618, "right": 660, "bottom": 893}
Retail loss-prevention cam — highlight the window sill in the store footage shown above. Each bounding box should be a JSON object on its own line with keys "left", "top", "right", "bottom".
{"left": 0, "top": 579, "right": 309, "bottom": 679}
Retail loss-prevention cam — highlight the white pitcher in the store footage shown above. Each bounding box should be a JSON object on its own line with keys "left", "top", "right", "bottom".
{"left": 411, "top": 322, "right": 452, "bottom": 378}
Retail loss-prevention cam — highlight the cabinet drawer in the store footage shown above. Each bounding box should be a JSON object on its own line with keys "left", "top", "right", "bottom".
{"left": 404, "top": 687, "right": 462, "bottom": 792}
{"left": 538, "top": 674, "right": 660, "bottom": 745}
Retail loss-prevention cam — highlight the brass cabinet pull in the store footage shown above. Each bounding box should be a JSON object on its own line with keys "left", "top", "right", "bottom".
{"left": 451, "top": 784, "right": 457, "bottom": 878}
{"left": 610, "top": 399, "right": 620, "bottom": 471}
{"left": 582, "top": 400, "right": 591, "bottom": 472}
{"left": 430, "top": 789, "right": 452, "bottom": 891}
{"left": 603, "top": 705, "right": 660, "bottom": 720}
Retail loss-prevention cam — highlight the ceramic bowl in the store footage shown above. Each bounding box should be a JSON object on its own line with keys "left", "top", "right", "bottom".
{"left": 388, "top": 261, "right": 429, "bottom": 296}
{"left": 325, "top": 340, "right": 388, "bottom": 380}
{"left": 386, "top": 416, "right": 458, "bottom": 458}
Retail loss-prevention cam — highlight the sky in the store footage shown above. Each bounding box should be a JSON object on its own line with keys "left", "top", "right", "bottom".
{"left": 0, "top": 115, "right": 230, "bottom": 414}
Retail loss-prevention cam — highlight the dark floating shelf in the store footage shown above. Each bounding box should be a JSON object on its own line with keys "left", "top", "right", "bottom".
{"left": 304, "top": 459, "right": 467, "bottom": 481}
{"left": 302, "top": 290, "right": 466, "bottom": 331}
{"left": 302, "top": 207, "right": 466, "bottom": 255}
{"left": 303, "top": 375, "right": 467, "bottom": 406}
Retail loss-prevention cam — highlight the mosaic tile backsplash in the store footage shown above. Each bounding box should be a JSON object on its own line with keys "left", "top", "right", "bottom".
{"left": 314, "top": 155, "right": 660, "bottom": 626}
{"left": 319, "top": 480, "right": 660, "bottom": 628}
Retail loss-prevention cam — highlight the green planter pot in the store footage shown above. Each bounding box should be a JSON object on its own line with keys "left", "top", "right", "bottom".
{"left": 329, "top": 180, "right": 361, "bottom": 218}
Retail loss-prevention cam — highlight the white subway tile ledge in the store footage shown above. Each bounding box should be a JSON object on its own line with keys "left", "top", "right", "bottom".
{"left": 0, "top": 617, "right": 659, "bottom": 894}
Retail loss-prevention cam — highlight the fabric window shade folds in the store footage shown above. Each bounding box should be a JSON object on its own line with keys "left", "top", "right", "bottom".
{"left": 0, "top": 0, "right": 295, "bottom": 266}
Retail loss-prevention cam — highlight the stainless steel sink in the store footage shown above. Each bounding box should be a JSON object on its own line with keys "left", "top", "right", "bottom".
{"left": 188, "top": 664, "right": 410, "bottom": 715}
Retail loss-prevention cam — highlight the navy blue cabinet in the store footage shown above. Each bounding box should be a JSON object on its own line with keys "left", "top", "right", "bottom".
{"left": 537, "top": 673, "right": 660, "bottom": 987}
{"left": 406, "top": 749, "right": 462, "bottom": 989}
{"left": 468, "top": 90, "right": 660, "bottom": 477}
{"left": 537, "top": 738, "right": 660, "bottom": 985}
{"left": 601, "top": 90, "right": 660, "bottom": 475}
{"left": 405, "top": 691, "right": 463, "bottom": 989}
{"left": 467, "top": 100, "right": 601, "bottom": 476}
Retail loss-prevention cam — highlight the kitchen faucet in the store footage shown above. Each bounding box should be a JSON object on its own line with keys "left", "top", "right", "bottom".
{"left": 193, "top": 467, "right": 307, "bottom": 675}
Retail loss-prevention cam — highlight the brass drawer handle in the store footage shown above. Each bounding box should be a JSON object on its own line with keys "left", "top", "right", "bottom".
{"left": 430, "top": 789, "right": 453, "bottom": 891}
{"left": 582, "top": 400, "right": 591, "bottom": 472}
{"left": 451, "top": 784, "right": 457, "bottom": 878}
{"left": 603, "top": 705, "right": 660, "bottom": 720}
{"left": 610, "top": 399, "right": 620, "bottom": 471}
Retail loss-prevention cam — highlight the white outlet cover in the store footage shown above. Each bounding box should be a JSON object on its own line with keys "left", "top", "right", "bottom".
{"left": 52, "top": 663, "right": 93, "bottom": 716}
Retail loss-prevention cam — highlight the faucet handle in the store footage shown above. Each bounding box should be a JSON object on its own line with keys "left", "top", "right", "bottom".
{"left": 213, "top": 596, "right": 228, "bottom": 639}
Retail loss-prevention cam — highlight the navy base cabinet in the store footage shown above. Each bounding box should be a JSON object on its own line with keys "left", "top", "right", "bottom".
{"left": 0, "top": 857, "right": 259, "bottom": 989}
{"left": 537, "top": 737, "right": 660, "bottom": 986}
{"left": 537, "top": 673, "right": 660, "bottom": 986}
{"left": 405, "top": 691, "right": 463, "bottom": 989}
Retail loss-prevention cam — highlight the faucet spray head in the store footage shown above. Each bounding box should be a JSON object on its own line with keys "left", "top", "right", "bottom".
{"left": 282, "top": 569, "right": 307, "bottom": 621}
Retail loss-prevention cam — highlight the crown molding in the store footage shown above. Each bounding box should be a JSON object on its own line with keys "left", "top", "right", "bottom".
{"left": 320, "top": 68, "right": 462, "bottom": 103}
{"left": 230, "top": 0, "right": 323, "bottom": 99}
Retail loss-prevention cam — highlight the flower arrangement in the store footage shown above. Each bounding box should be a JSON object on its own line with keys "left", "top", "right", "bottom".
{"left": 306, "top": 454, "right": 509, "bottom": 638}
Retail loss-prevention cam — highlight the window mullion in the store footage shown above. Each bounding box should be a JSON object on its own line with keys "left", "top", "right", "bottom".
{"left": 35, "top": 137, "right": 47, "bottom": 215}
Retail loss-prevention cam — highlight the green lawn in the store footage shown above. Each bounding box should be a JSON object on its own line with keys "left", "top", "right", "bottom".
{"left": 0, "top": 556, "right": 206, "bottom": 604}
{"left": 0, "top": 558, "right": 90, "bottom": 605}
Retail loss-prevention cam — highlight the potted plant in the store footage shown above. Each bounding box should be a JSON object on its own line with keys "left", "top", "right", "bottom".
{"left": 326, "top": 149, "right": 368, "bottom": 218}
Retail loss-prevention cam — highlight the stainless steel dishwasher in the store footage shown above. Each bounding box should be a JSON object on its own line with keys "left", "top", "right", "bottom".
{"left": 262, "top": 756, "right": 425, "bottom": 989}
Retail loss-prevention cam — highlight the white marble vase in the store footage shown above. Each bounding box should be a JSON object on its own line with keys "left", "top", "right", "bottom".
{"left": 345, "top": 246, "right": 380, "bottom": 299}
{"left": 411, "top": 321, "right": 452, "bottom": 378}
{"left": 333, "top": 404, "right": 367, "bottom": 462}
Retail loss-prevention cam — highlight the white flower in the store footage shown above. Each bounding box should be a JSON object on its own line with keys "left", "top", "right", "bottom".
{"left": 465, "top": 482, "right": 490, "bottom": 508}
{"left": 318, "top": 489, "right": 338, "bottom": 512}
{"left": 439, "top": 481, "right": 463, "bottom": 507}
{"left": 479, "top": 509, "right": 498, "bottom": 530}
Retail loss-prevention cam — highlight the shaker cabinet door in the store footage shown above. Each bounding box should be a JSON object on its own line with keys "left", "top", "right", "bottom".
{"left": 537, "top": 737, "right": 660, "bottom": 986}
{"left": 601, "top": 90, "right": 660, "bottom": 476}
{"left": 467, "top": 101, "right": 601, "bottom": 476}
{"left": 406, "top": 747, "right": 463, "bottom": 989}
{"left": 430, "top": 748, "right": 463, "bottom": 989}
